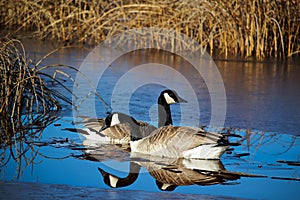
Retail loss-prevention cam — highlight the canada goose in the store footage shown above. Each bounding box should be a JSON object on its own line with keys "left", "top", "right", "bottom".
{"left": 101, "top": 90, "right": 239, "bottom": 159}
{"left": 64, "top": 114, "right": 156, "bottom": 144}
{"left": 98, "top": 112, "right": 157, "bottom": 143}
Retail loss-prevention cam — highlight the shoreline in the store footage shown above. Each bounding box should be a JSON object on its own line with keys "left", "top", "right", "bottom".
{"left": 0, "top": 181, "right": 242, "bottom": 200}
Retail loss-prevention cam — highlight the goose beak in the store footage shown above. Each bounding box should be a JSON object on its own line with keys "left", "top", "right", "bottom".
{"left": 178, "top": 96, "right": 188, "bottom": 103}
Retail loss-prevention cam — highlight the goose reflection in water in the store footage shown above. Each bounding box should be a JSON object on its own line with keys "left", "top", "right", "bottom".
{"left": 97, "top": 155, "right": 263, "bottom": 191}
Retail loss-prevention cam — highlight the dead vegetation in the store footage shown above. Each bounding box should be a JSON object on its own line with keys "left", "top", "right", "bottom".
{"left": 0, "top": 38, "right": 110, "bottom": 169}
{"left": 0, "top": 38, "right": 73, "bottom": 148}
{"left": 0, "top": 0, "right": 299, "bottom": 59}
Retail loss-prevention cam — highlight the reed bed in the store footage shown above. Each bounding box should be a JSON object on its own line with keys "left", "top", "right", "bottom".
{"left": 0, "top": 38, "right": 72, "bottom": 149}
{"left": 0, "top": 39, "right": 55, "bottom": 170}
{"left": 1, "top": 0, "right": 299, "bottom": 59}
{"left": 0, "top": 38, "right": 110, "bottom": 166}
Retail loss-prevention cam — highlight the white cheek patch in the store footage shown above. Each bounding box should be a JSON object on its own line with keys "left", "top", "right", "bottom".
{"left": 163, "top": 93, "right": 176, "bottom": 104}
{"left": 111, "top": 114, "right": 120, "bottom": 126}
{"left": 109, "top": 175, "right": 119, "bottom": 188}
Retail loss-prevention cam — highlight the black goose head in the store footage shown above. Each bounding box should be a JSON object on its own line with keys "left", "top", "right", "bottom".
{"left": 158, "top": 90, "right": 187, "bottom": 105}
{"left": 157, "top": 90, "right": 187, "bottom": 127}
{"left": 100, "top": 112, "right": 137, "bottom": 130}
{"left": 100, "top": 112, "right": 142, "bottom": 141}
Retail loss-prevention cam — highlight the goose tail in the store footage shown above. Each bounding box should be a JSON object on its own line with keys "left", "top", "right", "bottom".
{"left": 63, "top": 127, "right": 105, "bottom": 140}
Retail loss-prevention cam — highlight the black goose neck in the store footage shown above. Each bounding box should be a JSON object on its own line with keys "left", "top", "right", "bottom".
{"left": 101, "top": 162, "right": 141, "bottom": 188}
{"left": 115, "top": 162, "right": 141, "bottom": 187}
{"left": 157, "top": 94, "right": 173, "bottom": 127}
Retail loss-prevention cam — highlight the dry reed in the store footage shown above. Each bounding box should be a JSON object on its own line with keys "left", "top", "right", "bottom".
{"left": 0, "top": 38, "right": 72, "bottom": 148}
{"left": 0, "top": 38, "right": 87, "bottom": 173}
{"left": 0, "top": 0, "right": 299, "bottom": 59}
{"left": 0, "top": 38, "right": 112, "bottom": 174}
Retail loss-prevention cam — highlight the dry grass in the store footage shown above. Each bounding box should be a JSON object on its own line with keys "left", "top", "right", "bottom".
{"left": 0, "top": 0, "right": 299, "bottom": 59}
{"left": 0, "top": 38, "right": 110, "bottom": 155}
{"left": 0, "top": 38, "right": 110, "bottom": 171}
{"left": 0, "top": 38, "right": 73, "bottom": 148}
{"left": 0, "top": 39, "right": 57, "bottom": 171}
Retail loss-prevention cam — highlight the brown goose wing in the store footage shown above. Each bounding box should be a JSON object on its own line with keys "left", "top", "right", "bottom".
{"left": 137, "top": 126, "right": 223, "bottom": 154}
{"left": 83, "top": 119, "right": 105, "bottom": 132}
{"left": 101, "top": 123, "right": 131, "bottom": 142}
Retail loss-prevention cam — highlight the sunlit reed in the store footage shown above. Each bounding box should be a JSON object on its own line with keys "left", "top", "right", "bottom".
{"left": 1, "top": 0, "right": 299, "bottom": 59}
